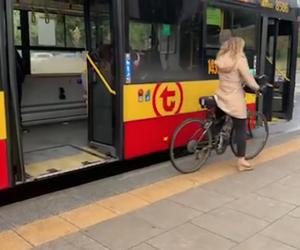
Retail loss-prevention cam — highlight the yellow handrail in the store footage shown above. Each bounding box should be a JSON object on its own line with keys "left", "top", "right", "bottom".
{"left": 86, "top": 53, "right": 116, "bottom": 96}
{"left": 266, "top": 57, "right": 290, "bottom": 82}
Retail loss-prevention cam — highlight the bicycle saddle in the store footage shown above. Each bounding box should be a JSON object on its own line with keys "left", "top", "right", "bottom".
{"left": 199, "top": 96, "right": 217, "bottom": 109}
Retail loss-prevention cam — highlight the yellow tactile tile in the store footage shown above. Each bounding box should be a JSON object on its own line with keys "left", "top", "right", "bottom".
{"left": 130, "top": 177, "right": 195, "bottom": 203}
{"left": 16, "top": 216, "right": 78, "bottom": 246}
{"left": 0, "top": 230, "right": 32, "bottom": 250}
{"left": 186, "top": 162, "right": 236, "bottom": 185}
{"left": 97, "top": 193, "right": 149, "bottom": 214}
{"left": 129, "top": 183, "right": 176, "bottom": 203}
{"left": 60, "top": 203, "right": 117, "bottom": 228}
{"left": 252, "top": 138, "right": 300, "bottom": 166}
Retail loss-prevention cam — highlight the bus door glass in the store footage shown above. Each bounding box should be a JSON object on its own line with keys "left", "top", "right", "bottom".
{"left": 273, "top": 20, "right": 292, "bottom": 118}
{"left": 86, "top": 0, "right": 116, "bottom": 155}
{"left": 262, "top": 18, "right": 293, "bottom": 120}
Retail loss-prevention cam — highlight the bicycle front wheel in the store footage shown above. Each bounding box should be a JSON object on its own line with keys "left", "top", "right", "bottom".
{"left": 170, "top": 118, "right": 212, "bottom": 174}
{"left": 230, "top": 112, "right": 269, "bottom": 160}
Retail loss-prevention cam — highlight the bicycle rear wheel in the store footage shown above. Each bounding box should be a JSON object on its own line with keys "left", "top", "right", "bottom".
{"left": 170, "top": 118, "right": 212, "bottom": 174}
{"left": 230, "top": 112, "right": 269, "bottom": 160}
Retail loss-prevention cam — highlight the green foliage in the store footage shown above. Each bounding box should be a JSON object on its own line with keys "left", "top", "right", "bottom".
{"left": 66, "top": 16, "right": 86, "bottom": 48}
{"left": 13, "top": 10, "right": 21, "bottom": 45}
{"left": 129, "top": 22, "right": 151, "bottom": 50}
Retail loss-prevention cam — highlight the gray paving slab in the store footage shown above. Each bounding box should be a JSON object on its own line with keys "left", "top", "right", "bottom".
{"left": 263, "top": 151, "right": 300, "bottom": 174}
{"left": 0, "top": 197, "right": 55, "bottom": 226}
{"left": 225, "top": 193, "right": 295, "bottom": 222}
{"left": 201, "top": 175, "right": 255, "bottom": 198}
{"left": 0, "top": 215, "right": 12, "bottom": 232}
{"left": 169, "top": 187, "right": 234, "bottom": 212}
{"left": 279, "top": 172, "right": 300, "bottom": 188}
{"left": 66, "top": 180, "right": 117, "bottom": 203}
{"left": 202, "top": 157, "right": 294, "bottom": 199}
{"left": 231, "top": 234, "right": 298, "bottom": 250}
{"left": 202, "top": 168, "right": 274, "bottom": 198}
{"left": 257, "top": 182, "right": 300, "bottom": 205}
{"left": 34, "top": 232, "right": 108, "bottom": 250}
{"left": 238, "top": 162, "right": 290, "bottom": 184}
{"left": 232, "top": 162, "right": 290, "bottom": 188}
{"left": 31, "top": 190, "right": 90, "bottom": 215}
{"left": 262, "top": 215, "right": 300, "bottom": 249}
{"left": 289, "top": 207, "right": 300, "bottom": 218}
{"left": 192, "top": 207, "right": 268, "bottom": 243}
{"left": 133, "top": 200, "right": 200, "bottom": 230}
{"left": 129, "top": 243, "right": 157, "bottom": 250}
{"left": 147, "top": 222, "right": 236, "bottom": 250}
{"left": 84, "top": 213, "right": 162, "bottom": 250}
{"left": 111, "top": 163, "right": 178, "bottom": 192}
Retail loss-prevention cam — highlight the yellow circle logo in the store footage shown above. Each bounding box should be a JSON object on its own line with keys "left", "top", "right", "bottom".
{"left": 153, "top": 83, "right": 184, "bottom": 117}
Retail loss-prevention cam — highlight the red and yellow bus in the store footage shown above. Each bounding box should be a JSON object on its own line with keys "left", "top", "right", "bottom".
{"left": 0, "top": 0, "right": 299, "bottom": 191}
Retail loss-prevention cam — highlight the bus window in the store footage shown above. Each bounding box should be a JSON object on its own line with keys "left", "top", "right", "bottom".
{"left": 66, "top": 16, "right": 86, "bottom": 48}
{"left": 14, "top": 10, "right": 21, "bottom": 46}
{"left": 25, "top": 11, "right": 86, "bottom": 74}
{"left": 30, "top": 51, "right": 85, "bottom": 74}
{"left": 90, "top": 18, "right": 111, "bottom": 48}
{"left": 29, "top": 12, "right": 65, "bottom": 47}
{"left": 232, "top": 11, "right": 257, "bottom": 50}
{"left": 130, "top": 22, "right": 152, "bottom": 51}
{"left": 206, "top": 6, "right": 257, "bottom": 50}
{"left": 127, "top": 0, "right": 205, "bottom": 83}
{"left": 205, "top": 6, "right": 258, "bottom": 76}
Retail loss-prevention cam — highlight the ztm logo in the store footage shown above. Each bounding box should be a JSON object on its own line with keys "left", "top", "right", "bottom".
{"left": 153, "top": 83, "right": 183, "bottom": 117}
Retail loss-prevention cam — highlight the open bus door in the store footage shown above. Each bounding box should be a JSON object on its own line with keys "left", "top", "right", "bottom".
{"left": 85, "top": 0, "right": 122, "bottom": 158}
{"left": 260, "top": 17, "right": 298, "bottom": 121}
{"left": 0, "top": 0, "right": 26, "bottom": 184}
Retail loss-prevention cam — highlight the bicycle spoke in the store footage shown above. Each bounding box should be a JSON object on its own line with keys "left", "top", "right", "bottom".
{"left": 170, "top": 119, "right": 212, "bottom": 173}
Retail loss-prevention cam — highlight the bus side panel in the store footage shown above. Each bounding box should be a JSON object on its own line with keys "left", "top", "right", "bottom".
{"left": 0, "top": 91, "right": 9, "bottom": 190}
{"left": 124, "top": 103, "right": 256, "bottom": 159}
{"left": 124, "top": 111, "right": 206, "bottom": 159}
{"left": 123, "top": 81, "right": 256, "bottom": 160}
{"left": 0, "top": 140, "right": 9, "bottom": 189}
{"left": 123, "top": 81, "right": 216, "bottom": 159}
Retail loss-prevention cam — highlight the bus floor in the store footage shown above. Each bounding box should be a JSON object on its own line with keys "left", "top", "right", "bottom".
{"left": 22, "top": 120, "right": 106, "bottom": 179}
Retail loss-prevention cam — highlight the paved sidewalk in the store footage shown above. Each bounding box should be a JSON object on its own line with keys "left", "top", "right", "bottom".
{"left": 2, "top": 122, "right": 300, "bottom": 250}
{"left": 30, "top": 146, "right": 300, "bottom": 250}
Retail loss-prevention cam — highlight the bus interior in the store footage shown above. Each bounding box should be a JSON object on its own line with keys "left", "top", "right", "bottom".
{"left": 13, "top": 0, "right": 114, "bottom": 179}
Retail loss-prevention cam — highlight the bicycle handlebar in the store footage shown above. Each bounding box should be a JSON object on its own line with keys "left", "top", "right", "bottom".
{"left": 245, "top": 74, "right": 273, "bottom": 95}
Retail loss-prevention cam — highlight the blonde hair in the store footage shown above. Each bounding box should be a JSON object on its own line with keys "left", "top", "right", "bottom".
{"left": 219, "top": 29, "right": 232, "bottom": 45}
{"left": 217, "top": 37, "right": 245, "bottom": 61}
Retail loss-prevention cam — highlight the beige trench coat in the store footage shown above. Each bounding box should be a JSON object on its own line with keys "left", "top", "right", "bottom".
{"left": 214, "top": 53, "right": 260, "bottom": 119}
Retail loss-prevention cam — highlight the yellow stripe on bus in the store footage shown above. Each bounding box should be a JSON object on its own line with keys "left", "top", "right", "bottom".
{"left": 0, "top": 92, "right": 7, "bottom": 140}
{"left": 124, "top": 80, "right": 256, "bottom": 122}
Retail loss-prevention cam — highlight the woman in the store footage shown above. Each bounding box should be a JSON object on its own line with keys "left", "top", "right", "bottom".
{"left": 215, "top": 37, "right": 260, "bottom": 171}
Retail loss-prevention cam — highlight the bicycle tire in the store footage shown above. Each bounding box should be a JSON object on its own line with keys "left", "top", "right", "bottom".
{"left": 170, "top": 118, "right": 213, "bottom": 174}
{"left": 230, "top": 111, "right": 269, "bottom": 160}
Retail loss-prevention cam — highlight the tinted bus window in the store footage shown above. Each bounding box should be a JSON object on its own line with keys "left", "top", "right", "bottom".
{"left": 26, "top": 11, "right": 86, "bottom": 74}
{"left": 127, "top": 0, "right": 206, "bottom": 83}
{"left": 206, "top": 6, "right": 257, "bottom": 50}
{"left": 205, "top": 6, "right": 258, "bottom": 77}
{"left": 14, "top": 10, "right": 21, "bottom": 46}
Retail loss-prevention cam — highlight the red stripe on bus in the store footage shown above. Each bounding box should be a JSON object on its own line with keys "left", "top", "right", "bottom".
{"left": 124, "top": 103, "right": 257, "bottom": 159}
{"left": 0, "top": 140, "right": 9, "bottom": 190}
{"left": 124, "top": 111, "right": 207, "bottom": 159}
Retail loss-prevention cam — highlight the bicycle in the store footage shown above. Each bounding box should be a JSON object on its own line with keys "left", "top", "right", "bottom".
{"left": 170, "top": 78, "right": 270, "bottom": 174}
